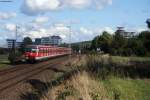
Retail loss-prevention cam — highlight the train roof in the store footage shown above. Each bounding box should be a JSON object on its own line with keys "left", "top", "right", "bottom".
{"left": 26, "top": 45, "right": 70, "bottom": 49}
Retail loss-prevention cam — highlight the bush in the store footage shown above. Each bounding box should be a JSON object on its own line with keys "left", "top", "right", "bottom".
{"left": 8, "top": 50, "right": 22, "bottom": 64}
{"left": 85, "top": 54, "right": 112, "bottom": 79}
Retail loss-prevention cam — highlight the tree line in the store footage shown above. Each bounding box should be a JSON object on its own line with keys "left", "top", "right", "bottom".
{"left": 73, "top": 19, "right": 150, "bottom": 56}
{"left": 90, "top": 30, "right": 150, "bottom": 56}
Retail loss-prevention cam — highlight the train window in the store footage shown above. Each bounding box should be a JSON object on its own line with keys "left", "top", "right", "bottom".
{"left": 32, "top": 49, "right": 37, "bottom": 53}
{"left": 39, "top": 49, "right": 44, "bottom": 53}
{"left": 39, "top": 49, "right": 41, "bottom": 53}
{"left": 25, "top": 48, "right": 31, "bottom": 52}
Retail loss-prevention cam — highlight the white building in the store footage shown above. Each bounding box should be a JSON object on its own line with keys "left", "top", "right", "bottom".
{"left": 41, "top": 36, "right": 62, "bottom": 46}
{"left": 41, "top": 37, "right": 51, "bottom": 45}
{"left": 6, "top": 39, "right": 22, "bottom": 48}
{"left": 116, "top": 27, "right": 136, "bottom": 38}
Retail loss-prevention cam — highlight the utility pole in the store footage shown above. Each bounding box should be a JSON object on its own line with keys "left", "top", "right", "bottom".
{"left": 15, "top": 25, "right": 19, "bottom": 41}
{"left": 6, "top": 25, "right": 20, "bottom": 53}
{"left": 67, "top": 25, "right": 72, "bottom": 61}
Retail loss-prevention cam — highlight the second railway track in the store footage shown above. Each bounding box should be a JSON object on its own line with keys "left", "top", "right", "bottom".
{"left": 0, "top": 56, "right": 71, "bottom": 93}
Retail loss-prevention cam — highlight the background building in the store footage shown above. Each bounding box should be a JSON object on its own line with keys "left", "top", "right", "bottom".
{"left": 41, "top": 37, "right": 51, "bottom": 45}
{"left": 51, "top": 36, "right": 62, "bottom": 45}
{"left": 6, "top": 39, "right": 22, "bottom": 48}
{"left": 35, "top": 35, "right": 62, "bottom": 46}
{"left": 35, "top": 38, "right": 42, "bottom": 45}
{"left": 116, "top": 27, "right": 136, "bottom": 38}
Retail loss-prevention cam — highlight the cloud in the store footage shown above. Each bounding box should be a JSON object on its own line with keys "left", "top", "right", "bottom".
{"left": 22, "top": 24, "right": 115, "bottom": 43}
{"left": 0, "top": 21, "right": 115, "bottom": 47}
{"left": 63, "top": 0, "right": 92, "bottom": 9}
{"left": 93, "top": 27, "right": 114, "bottom": 35}
{"left": 136, "top": 27, "right": 147, "bottom": 32}
{"left": 4, "top": 23, "right": 16, "bottom": 32}
{"left": 33, "top": 16, "right": 49, "bottom": 24}
{"left": 21, "top": 0, "right": 113, "bottom": 15}
{"left": 128, "top": 27, "right": 147, "bottom": 33}
{"left": 94, "top": 0, "right": 112, "bottom": 9}
{"left": 0, "top": 12, "right": 16, "bottom": 20}
{"left": 103, "top": 27, "right": 114, "bottom": 34}
{"left": 22, "top": 23, "right": 70, "bottom": 41}
{"left": 21, "top": 0, "right": 60, "bottom": 15}
{"left": 80, "top": 27, "right": 93, "bottom": 35}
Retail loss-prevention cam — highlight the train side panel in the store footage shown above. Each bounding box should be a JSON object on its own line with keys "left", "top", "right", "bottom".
{"left": 24, "top": 45, "right": 71, "bottom": 62}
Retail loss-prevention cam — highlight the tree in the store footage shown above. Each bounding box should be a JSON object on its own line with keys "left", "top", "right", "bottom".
{"left": 112, "top": 30, "right": 127, "bottom": 49}
{"left": 8, "top": 40, "right": 16, "bottom": 64}
{"left": 97, "top": 31, "right": 112, "bottom": 53}
{"left": 91, "top": 36, "right": 99, "bottom": 51}
{"left": 146, "top": 18, "right": 150, "bottom": 29}
{"left": 23, "top": 37, "right": 33, "bottom": 46}
{"left": 126, "top": 38, "right": 146, "bottom": 56}
{"left": 138, "top": 31, "right": 150, "bottom": 53}
{"left": 19, "top": 37, "right": 33, "bottom": 53}
{"left": 110, "top": 28, "right": 128, "bottom": 55}
{"left": 0, "top": 48, "right": 8, "bottom": 54}
{"left": 91, "top": 31, "right": 113, "bottom": 53}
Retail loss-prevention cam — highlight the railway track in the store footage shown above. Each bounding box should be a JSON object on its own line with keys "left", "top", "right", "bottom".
{"left": 0, "top": 63, "right": 33, "bottom": 76}
{"left": 0, "top": 56, "right": 70, "bottom": 93}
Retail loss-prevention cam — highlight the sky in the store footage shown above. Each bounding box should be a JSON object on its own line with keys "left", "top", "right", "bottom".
{"left": 0, "top": 0, "right": 150, "bottom": 47}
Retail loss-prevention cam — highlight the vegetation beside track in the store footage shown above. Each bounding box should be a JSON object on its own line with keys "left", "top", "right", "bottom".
{"left": 0, "top": 55, "right": 9, "bottom": 69}
{"left": 21, "top": 54, "right": 150, "bottom": 100}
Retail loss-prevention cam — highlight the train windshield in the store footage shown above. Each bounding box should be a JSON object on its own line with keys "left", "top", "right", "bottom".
{"left": 25, "top": 48, "right": 37, "bottom": 53}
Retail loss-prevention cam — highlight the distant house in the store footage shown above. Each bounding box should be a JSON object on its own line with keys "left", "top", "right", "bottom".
{"left": 123, "top": 32, "right": 135, "bottom": 38}
{"left": 116, "top": 27, "right": 136, "bottom": 38}
{"left": 41, "top": 37, "right": 51, "bottom": 45}
{"left": 6, "top": 39, "right": 22, "bottom": 48}
{"left": 51, "top": 36, "right": 62, "bottom": 45}
{"left": 35, "top": 38, "right": 42, "bottom": 45}
{"left": 6, "top": 39, "right": 16, "bottom": 48}
{"left": 35, "top": 35, "right": 62, "bottom": 46}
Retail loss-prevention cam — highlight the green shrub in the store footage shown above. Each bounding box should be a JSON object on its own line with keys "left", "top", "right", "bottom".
{"left": 8, "top": 50, "right": 22, "bottom": 64}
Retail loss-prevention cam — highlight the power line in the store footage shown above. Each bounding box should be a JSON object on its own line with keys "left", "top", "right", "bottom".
{"left": 0, "top": 1, "right": 13, "bottom": 2}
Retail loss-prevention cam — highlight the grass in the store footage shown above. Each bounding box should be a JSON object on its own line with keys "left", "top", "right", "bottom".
{"left": 0, "top": 54, "right": 9, "bottom": 69}
{"left": 103, "top": 77, "right": 150, "bottom": 100}
{"left": 111, "top": 56, "right": 150, "bottom": 62}
{"left": 43, "top": 72, "right": 150, "bottom": 100}
{"left": 45, "top": 71, "right": 109, "bottom": 100}
{"left": 22, "top": 54, "right": 150, "bottom": 100}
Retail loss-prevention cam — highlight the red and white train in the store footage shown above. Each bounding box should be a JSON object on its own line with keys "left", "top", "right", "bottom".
{"left": 24, "top": 45, "right": 71, "bottom": 62}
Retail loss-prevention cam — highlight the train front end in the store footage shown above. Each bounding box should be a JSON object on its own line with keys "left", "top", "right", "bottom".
{"left": 24, "top": 45, "right": 38, "bottom": 63}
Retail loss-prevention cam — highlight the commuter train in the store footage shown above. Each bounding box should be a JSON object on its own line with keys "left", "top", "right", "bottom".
{"left": 24, "top": 45, "right": 71, "bottom": 62}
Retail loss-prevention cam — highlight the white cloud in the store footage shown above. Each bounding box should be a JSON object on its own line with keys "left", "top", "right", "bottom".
{"left": 33, "top": 16, "right": 49, "bottom": 24}
{"left": 21, "top": 0, "right": 60, "bottom": 15}
{"left": 126, "top": 26, "right": 147, "bottom": 33}
{"left": 94, "top": 0, "right": 112, "bottom": 9}
{"left": 0, "top": 12, "right": 16, "bottom": 20}
{"left": 21, "top": 23, "right": 70, "bottom": 41}
{"left": 103, "top": 27, "right": 114, "bottom": 34}
{"left": 136, "top": 27, "right": 147, "bottom": 32}
{"left": 93, "top": 27, "right": 114, "bottom": 35}
{"left": 80, "top": 27, "right": 93, "bottom": 35}
{"left": 64, "top": 0, "right": 92, "bottom": 9}
{"left": 0, "top": 22, "right": 115, "bottom": 46}
{"left": 22, "top": 24, "right": 115, "bottom": 43}
{"left": 5, "top": 23, "right": 16, "bottom": 32}
{"left": 21, "top": 0, "right": 113, "bottom": 15}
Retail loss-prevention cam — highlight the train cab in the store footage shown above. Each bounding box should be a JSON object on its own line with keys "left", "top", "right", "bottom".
{"left": 24, "top": 45, "right": 38, "bottom": 62}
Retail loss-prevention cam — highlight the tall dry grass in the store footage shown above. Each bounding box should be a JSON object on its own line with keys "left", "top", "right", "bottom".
{"left": 44, "top": 71, "right": 108, "bottom": 100}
